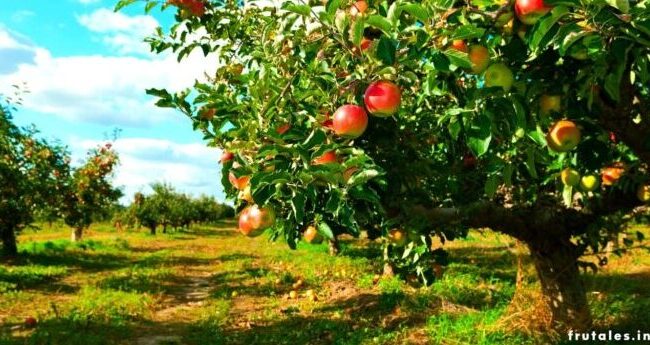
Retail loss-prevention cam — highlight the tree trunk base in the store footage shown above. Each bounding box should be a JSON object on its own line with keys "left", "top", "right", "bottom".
{"left": 1, "top": 226, "right": 18, "bottom": 257}
{"left": 529, "top": 241, "right": 592, "bottom": 332}
{"left": 71, "top": 228, "right": 83, "bottom": 242}
{"left": 328, "top": 238, "right": 340, "bottom": 256}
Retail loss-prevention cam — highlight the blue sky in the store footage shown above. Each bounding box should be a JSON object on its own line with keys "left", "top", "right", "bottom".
{"left": 0, "top": 0, "right": 226, "bottom": 203}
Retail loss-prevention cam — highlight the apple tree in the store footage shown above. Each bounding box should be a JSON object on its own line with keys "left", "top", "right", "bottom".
{"left": 59, "top": 143, "right": 122, "bottom": 242}
{"left": 0, "top": 95, "right": 70, "bottom": 256}
{"left": 121, "top": 0, "right": 650, "bottom": 330}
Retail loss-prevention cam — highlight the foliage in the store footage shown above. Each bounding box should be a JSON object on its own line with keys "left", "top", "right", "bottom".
{"left": 129, "top": 183, "right": 234, "bottom": 233}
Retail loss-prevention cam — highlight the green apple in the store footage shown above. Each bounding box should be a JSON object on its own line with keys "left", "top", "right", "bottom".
{"left": 580, "top": 175, "right": 599, "bottom": 192}
{"left": 561, "top": 168, "right": 580, "bottom": 187}
{"left": 485, "top": 63, "right": 514, "bottom": 91}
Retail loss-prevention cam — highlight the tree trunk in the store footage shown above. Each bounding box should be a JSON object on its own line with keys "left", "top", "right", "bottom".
{"left": 163, "top": 223, "right": 167, "bottom": 234}
{"left": 328, "top": 237, "right": 340, "bottom": 256}
{"left": 71, "top": 227, "right": 83, "bottom": 242}
{"left": 150, "top": 225, "right": 156, "bottom": 235}
{"left": 1, "top": 226, "right": 18, "bottom": 256}
{"left": 528, "top": 241, "right": 592, "bottom": 332}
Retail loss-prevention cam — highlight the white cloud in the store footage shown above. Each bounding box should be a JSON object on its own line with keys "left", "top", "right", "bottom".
{"left": 78, "top": 8, "right": 159, "bottom": 55}
{"left": 73, "top": 137, "right": 225, "bottom": 203}
{"left": 0, "top": 27, "right": 217, "bottom": 127}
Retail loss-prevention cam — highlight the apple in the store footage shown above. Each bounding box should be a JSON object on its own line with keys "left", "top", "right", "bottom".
{"left": 276, "top": 123, "right": 291, "bottom": 135}
{"left": 199, "top": 107, "right": 215, "bottom": 120}
{"left": 388, "top": 229, "right": 407, "bottom": 247}
{"left": 560, "top": 168, "right": 580, "bottom": 187}
{"left": 322, "top": 119, "right": 334, "bottom": 130}
{"left": 637, "top": 185, "right": 650, "bottom": 202}
{"left": 228, "top": 172, "right": 250, "bottom": 190}
{"left": 332, "top": 105, "right": 368, "bottom": 138}
{"left": 350, "top": 0, "right": 368, "bottom": 16}
{"left": 451, "top": 39, "right": 467, "bottom": 52}
{"left": 24, "top": 317, "right": 37, "bottom": 328}
{"left": 546, "top": 120, "right": 581, "bottom": 152}
{"left": 468, "top": 45, "right": 490, "bottom": 74}
{"left": 515, "top": 0, "right": 551, "bottom": 25}
{"left": 463, "top": 154, "right": 477, "bottom": 169}
{"left": 609, "top": 132, "right": 617, "bottom": 143}
{"left": 220, "top": 151, "right": 234, "bottom": 164}
{"left": 168, "top": 0, "right": 206, "bottom": 17}
{"left": 360, "top": 37, "right": 373, "bottom": 51}
{"left": 602, "top": 163, "right": 626, "bottom": 186}
{"left": 539, "top": 94, "right": 561, "bottom": 115}
{"left": 364, "top": 80, "right": 401, "bottom": 117}
{"left": 580, "top": 175, "right": 599, "bottom": 192}
{"left": 289, "top": 290, "right": 298, "bottom": 299}
{"left": 484, "top": 63, "right": 514, "bottom": 91}
{"left": 304, "top": 225, "right": 323, "bottom": 244}
{"left": 238, "top": 205, "right": 275, "bottom": 237}
{"left": 312, "top": 151, "right": 338, "bottom": 165}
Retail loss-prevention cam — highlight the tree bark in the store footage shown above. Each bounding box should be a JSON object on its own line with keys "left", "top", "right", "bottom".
{"left": 1, "top": 225, "right": 18, "bottom": 256}
{"left": 71, "top": 227, "right": 83, "bottom": 242}
{"left": 528, "top": 240, "right": 592, "bottom": 332}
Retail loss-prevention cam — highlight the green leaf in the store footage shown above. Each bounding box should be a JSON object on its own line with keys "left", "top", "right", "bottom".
{"left": 351, "top": 17, "right": 365, "bottom": 47}
{"left": 347, "top": 169, "right": 380, "bottom": 187}
{"left": 283, "top": 3, "right": 312, "bottom": 16}
{"left": 366, "top": 15, "right": 393, "bottom": 35}
{"left": 451, "top": 25, "right": 486, "bottom": 40}
{"left": 606, "top": 0, "right": 630, "bottom": 13}
{"left": 318, "top": 222, "right": 335, "bottom": 240}
{"left": 326, "top": 0, "right": 342, "bottom": 15}
{"left": 525, "top": 148, "right": 538, "bottom": 179}
{"left": 484, "top": 175, "right": 499, "bottom": 198}
{"left": 144, "top": 1, "right": 158, "bottom": 13}
{"left": 400, "top": 3, "right": 430, "bottom": 22}
{"left": 604, "top": 39, "right": 632, "bottom": 102}
{"left": 376, "top": 36, "right": 397, "bottom": 65}
{"left": 291, "top": 191, "right": 306, "bottom": 223}
{"left": 466, "top": 114, "right": 492, "bottom": 157}
{"left": 114, "top": 0, "right": 137, "bottom": 12}
{"left": 443, "top": 49, "right": 471, "bottom": 68}
{"left": 529, "top": 6, "right": 570, "bottom": 51}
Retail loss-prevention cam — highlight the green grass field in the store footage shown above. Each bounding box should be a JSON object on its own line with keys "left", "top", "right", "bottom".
{"left": 0, "top": 221, "right": 648, "bottom": 345}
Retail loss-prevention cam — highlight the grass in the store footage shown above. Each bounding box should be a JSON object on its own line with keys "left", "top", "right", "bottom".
{"left": 0, "top": 222, "right": 648, "bottom": 344}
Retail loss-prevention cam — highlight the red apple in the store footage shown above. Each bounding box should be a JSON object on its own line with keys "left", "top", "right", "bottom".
{"left": 228, "top": 172, "right": 250, "bottom": 190}
{"left": 24, "top": 317, "right": 37, "bottom": 328}
{"left": 546, "top": 120, "right": 581, "bottom": 152}
{"left": 332, "top": 105, "right": 368, "bottom": 138}
{"left": 220, "top": 151, "right": 234, "bottom": 164}
{"left": 199, "top": 107, "right": 215, "bottom": 120}
{"left": 312, "top": 151, "right": 338, "bottom": 165}
{"left": 602, "top": 163, "right": 626, "bottom": 186}
{"left": 451, "top": 39, "right": 468, "bottom": 52}
{"left": 238, "top": 205, "right": 275, "bottom": 237}
{"left": 515, "top": 0, "right": 551, "bottom": 25}
{"left": 463, "top": 154, "right": 477, "bottom": 169}
{"left": 168, "top": 0, "right": 206, "bottom": 17}
{"left": 276, "top": 123, "right": 291, "bottom": 135}
{"left": 360, "top": 37, "right": 373, "bottom": 51}
{"left": 468, "top": 45, "right": 490, "bottom": 74}
{"left": 364, "top": 80, "right": 401, "bottom": 117}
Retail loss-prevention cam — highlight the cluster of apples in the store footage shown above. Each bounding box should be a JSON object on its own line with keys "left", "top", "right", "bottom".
{"left": 449, "top": 0, "right": 555, "bottom": 91}
{"left": 166, "top": 0, "right": 206, "bottom": 17}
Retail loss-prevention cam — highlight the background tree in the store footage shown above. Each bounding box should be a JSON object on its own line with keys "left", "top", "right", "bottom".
{"left": 59, "top": 143, "right": 122, "bottom": 241}
{"left": 0, "top": 95, "right": 70, "bottom": 256}
{"left": 122, "top": 0, "right": 650, "bottom": 331}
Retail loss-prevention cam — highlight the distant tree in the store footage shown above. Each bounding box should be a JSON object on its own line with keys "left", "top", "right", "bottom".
{"left": 59, "top": 143, "right": 122, "bottom": 241}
